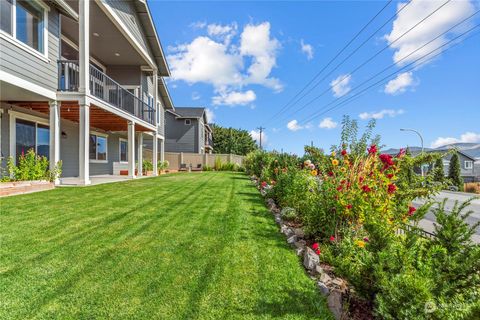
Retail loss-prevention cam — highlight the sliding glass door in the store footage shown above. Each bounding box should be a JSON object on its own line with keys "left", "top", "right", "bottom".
{"left": 15, "top": 119, "right": 49, "bottom": 162}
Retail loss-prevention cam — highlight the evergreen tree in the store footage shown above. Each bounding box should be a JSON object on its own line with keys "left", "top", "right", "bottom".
{"left": 448, "top": 152, "right": 463, "bottom": 190}
{"left": 211, "top": 124, "right": 257, "bottom": 155}
{"left": 433, "top": 157, "right": 445, "bottom": 182}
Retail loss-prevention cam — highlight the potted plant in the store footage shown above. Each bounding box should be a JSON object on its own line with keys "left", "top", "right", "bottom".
{"left": 142, "top": 159, "right": 154, "bottom": 176}
{"left": 158, "top": 160, "right": 169, "bottom": 174}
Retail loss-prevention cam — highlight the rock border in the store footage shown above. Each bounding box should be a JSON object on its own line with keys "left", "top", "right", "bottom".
{"left": 252, "top": 176, "right": 348, "bottom": 320}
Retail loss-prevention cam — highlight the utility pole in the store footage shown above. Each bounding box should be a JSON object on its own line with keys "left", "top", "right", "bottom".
{"left": 257, "top": 126, "right": 265, "bottom": 150}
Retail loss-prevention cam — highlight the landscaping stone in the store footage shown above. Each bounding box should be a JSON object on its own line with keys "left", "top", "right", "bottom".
{"left": 294, "top": 228, "right": 305, "bottom": 238}
{"left": 317, "top": 281, "right": 330, "bottom": 296}
{"left": 327, "top": 289, "right": 344, "bottom": 320}
{"left": 315, "top": 265, "right": 324, "bottom": 275}
{"left": 303, "top": 247, "right": 320, "bottom": 270}
{"left": 287, "top": 235, "right": 297, "bottom": 244}
{"left": 281, "top": 225, "right": 294, "bottom": 237}
{"left": 295, "top": 247, "right": 304, "bottom": 256}
{"left": 274, "top": 214, "right": 282, "bottom": 225}
{"left": 320, "top": 272, "right": 332, "bottom": 284}
{"left": 294, "top": 239, "right": 306, "bottom": 248}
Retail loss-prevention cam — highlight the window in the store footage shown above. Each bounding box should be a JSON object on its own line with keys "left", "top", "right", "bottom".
{"left": 0, "top": 0, "right": 47, "bottom": 55}
{"left": 89, "top": 133, "right": 107, "bottom": 161}
{"left": 465, "top": 161, "right": 473, "bottom": 169}
{"left": 15, "top": 118, "right": 49, "bottom": 163}
{"left": 16, "top": 1, "right": 44, "bottom": 52}
{"left": 185, "top": 119, "right": 191, "bottom": 125}
{"left": 119, "top": 138, "right": 128, "bottom": 162}
{"left": 0, "top": 0, "right": 13, "bottom": 35}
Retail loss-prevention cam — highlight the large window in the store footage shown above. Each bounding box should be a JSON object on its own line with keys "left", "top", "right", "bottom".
{"left": 119, "top": 138, "right": 128, "bottom": 162}
{"left": 465, "top": 161, "right": 473, "bottom": 170}
{"left": 90, "top": 133, "right": 107, "bottom": 161}
{"left": 0, "top": 0, "right": 13, "bottom": 35}
{"left": 0, "top": 0, "right": 46, "bottom": 54}
{"left": 15, "top": 118, "right": 49, "bottom": 162}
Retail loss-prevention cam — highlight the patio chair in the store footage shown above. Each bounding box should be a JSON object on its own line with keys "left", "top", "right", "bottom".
{"left": 192, "top": 164, "right": 203, "bottom": 172}
{"left": 179, "top": 163, "right": 188, "bottom": 171}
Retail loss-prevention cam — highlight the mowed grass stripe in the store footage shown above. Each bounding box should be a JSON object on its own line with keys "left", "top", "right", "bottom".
{"left": 0, "top": 172, "right": 332, "bottom": 319}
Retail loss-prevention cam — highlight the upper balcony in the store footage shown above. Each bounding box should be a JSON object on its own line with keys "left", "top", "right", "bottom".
{"left": 57, "top": 60, "right": 155, "bottom": 125}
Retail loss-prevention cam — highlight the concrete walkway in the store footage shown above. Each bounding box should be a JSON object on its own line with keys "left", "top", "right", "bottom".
{"left": 59, "top": 175, "right": 151, "bottom": 186}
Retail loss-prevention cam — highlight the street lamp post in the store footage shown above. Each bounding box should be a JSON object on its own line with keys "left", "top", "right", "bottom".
{"left": 400, "top": 128, "right": 425, "bottom": 177}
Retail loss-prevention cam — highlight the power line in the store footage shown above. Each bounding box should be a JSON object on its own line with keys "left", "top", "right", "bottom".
{"left": 297, "top": 25, "right": 480, "bottom": 125}
{"left": 278, "top": 0, "right": 453, "bottom": 123}
{"left": 262, "top": 0, "right": 395, "bottom": 125}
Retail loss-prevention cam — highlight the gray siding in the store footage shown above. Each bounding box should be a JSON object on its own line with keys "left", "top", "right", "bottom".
{"left": 164, "top": 112, "right": 198, "bottom": 153}
{"left": 157, "top": 97, "right": 165, "bottom": 136}
{"left": 106, "top": 66, "right": 141, "bottom": 86}
{"left": 0, "top": 6, "right": 60, "bottom": 92}
{"left": 442, "top": 153, "right": 475, "bottom": 178}
{"left": 104, "top": 0, "right": 153, "bottom": 57}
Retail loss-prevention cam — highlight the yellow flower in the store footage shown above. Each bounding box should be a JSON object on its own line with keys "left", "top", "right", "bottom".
{"left": 344, "top": 159, "right": 350, "bottom": 166}
{"left": 355, "top": 240, "right": 366, "bottom": 248}
{"left": 331, "top": 151, "right": 336, "bottom": 157}
{"left": 332, "top": 159, "right": 339, "bottom": 166}
{"left": 340, "top": 167, "right": 346, "bottom": 173}
{"left": 311, "top": 170, "right": 318, "bottom": 176}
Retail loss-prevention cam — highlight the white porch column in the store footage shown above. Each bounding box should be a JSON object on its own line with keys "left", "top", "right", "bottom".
{"left": 79, "top": 0, "right": 90, "bottom": 95}
{"left": 49, "top": 101, "right": 61, "bottom": 184}
{"left": 128, "top": 121, "right": 136, "bottom": 178}
{"left": 160, "top": 138, "right": 165, "bottom": 162}
{"left": 137, "top": 133, "right": 143, "bottom": 177}
{"left": 152, "top": 134, "right": 158, "bottom": 176}
{"left": 79, "top": 104, "right": 91, "bottom": 185}
{"left": 153, "top": 70, "right": 158, "bottom": 126}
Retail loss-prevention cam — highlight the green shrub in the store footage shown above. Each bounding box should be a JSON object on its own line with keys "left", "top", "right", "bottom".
{"left": 448, "top": 152, "right": 463, "bottom": 190}
{"left": 203, "top": 165, "right": 213, "bottom": 171}
{"left": 5, "top": 149, "right": 62, "bottom": 182}
{"left": 157, "top": 160, "right": 169, "bottom": 171}
{"left": 142, "top": 159, "right": 153, "bottom": 172}
{"left": 214, "top": 156, "right": 222, "bottom": 170}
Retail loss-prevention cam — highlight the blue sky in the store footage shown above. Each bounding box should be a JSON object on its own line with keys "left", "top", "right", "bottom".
{"left": 150, "top": 0, "right": 480, "bottom": 155}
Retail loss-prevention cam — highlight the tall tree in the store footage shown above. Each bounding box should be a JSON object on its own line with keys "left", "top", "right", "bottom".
{"left": 433, "top": 157, "right": 445, "bottom": 183}
{"left": 448, "top": 152, "right": 463, "bottom": 190}
{"left": 211, "top": 124, "right": 257, "bottom": 155}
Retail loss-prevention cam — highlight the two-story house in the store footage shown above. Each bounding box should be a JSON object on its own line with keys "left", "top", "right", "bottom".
{"left": 0, "top": 0, "right": 172, "bottom": 185}
{"left": 164, "top": 107, "right": 213, "bottom": 154}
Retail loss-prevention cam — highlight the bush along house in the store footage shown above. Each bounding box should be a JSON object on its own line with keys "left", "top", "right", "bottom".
{"left": 0, "top": 0, "right": 173, "bottom": 184}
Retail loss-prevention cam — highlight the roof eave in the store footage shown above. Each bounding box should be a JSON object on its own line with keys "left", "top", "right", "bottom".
{"left": 51, "top": 0, "right": 78, "bottom": 21}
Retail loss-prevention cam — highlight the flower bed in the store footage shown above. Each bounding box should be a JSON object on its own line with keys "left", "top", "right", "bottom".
{"left": 0, "top": 180, "right": 54, "bottom": 197}
{"left": 246, "top": 118, "right": 480, "bottom": 319}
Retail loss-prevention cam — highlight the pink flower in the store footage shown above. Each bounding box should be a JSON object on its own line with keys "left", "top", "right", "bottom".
{"left": 396, "top": 148, "right": 406, "bottom": 158}
{"left": 316, "top": 249, "right": 321, "bottom": 255}
{"left": 330, "top": 236, "right": 335, "bottom": 242}
{"left": 408, "top": 206, "right": 416, "bottom": 216}
{"left": 261, "top": 181, "right": 267, "bottom": 188}
{"left": 363, "top": 237, "right": 369, "bottom": 242}
{"left": 312, "top": 243, "right": 319, "bottom": 250}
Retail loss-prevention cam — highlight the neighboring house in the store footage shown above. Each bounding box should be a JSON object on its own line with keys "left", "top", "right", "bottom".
{"left": 165, "top": 107, "right": 213, "bottom": 154}
{"left": 0, "top": 0, "right": 172, "bottom": 184}
{"left": 384, "top": 147, "right": 476, "bottom": 182}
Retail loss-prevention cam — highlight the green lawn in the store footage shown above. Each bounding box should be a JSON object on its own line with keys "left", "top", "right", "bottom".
{"left": 0, "top": 172, "right": 331, "bottom": 319}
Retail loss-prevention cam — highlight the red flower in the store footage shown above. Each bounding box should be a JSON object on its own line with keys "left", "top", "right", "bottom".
{"left": 362, "top": 185, "right": 372, "bottom": 193}
{"left": 346, "top": 204, "right": 352, "bottom": 210}
{"left": 396, "top": 148, "right": 406, "bottom": 158}
{"left": 408, "top": 206, "right": 417, "bottom": 216}
{"left": 312, "top": 242, "right": 319, "bottom": 250}
{"left": 336, "top": 186, "right": 343, "bottom": 192}
{"left": 341, "top": 149, "right": 347, "bottom": 156}
{"left": 316, "top": 249, "right": 321, "bottom": 255}
{"left": 359, "top": 176, "right": 364, "bottom": 183}
{"left": 328, "top": 171, "right": 334, "bottom": 177}
{"left": 363, "top": 237, "right": 369, "bottom": 242}
{"left": 261, "top": 181, "right": 267, "bottom": 188}
{"left": 330, "top": 236, "right": 335, "bottom": 241}
{"left": 386, "top": 173, "right": 394, "bottom": 179}
{"left": 379, "top": 154, "right": 394, "bottom": 167}
{"left": 368, "top": 145, "right": 377, "bottom": 154}
{"left": 387, "top": 183, "right": 397, "bottom": 194}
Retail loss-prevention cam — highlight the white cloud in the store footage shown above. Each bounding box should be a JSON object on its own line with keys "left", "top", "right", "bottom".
{"left": 431, "top": 132, "right": 480, "bottom": 148}
{"left": 167, "top": 21, "right": 283, "bottom": 106}
{"left": 250, "top": 129, "right": 268, "bottom": 145}
{"left": 330, "top": 74, "right": 352, "bottom": 97}
{"left": 359, "top": 109, "right": 405, "bottom": 120}
{"left": 319, "top": 117, "right": 338, "bottom": 129}
{"left": 287, "top": 120, "right": 302, "bottom": 131}
{"left": 212, "top": 90, "right": 256, "bottom": 106}
{"left": 205, "top": 108, "right": 215, "bottom": 123}
{"left": 300, "top": 39, "right": 314, "bottom": 60}
{"left": 384, "top": 72, "right": 415, "bottom": 95}
{"left": 385, "top": 1, "right": 476, "bottom": 67}
{"left": 240, "top": 22, "right": 283, "bottom": 92}
{"left": 191, "top": 91, "right": 201, "bottom": 100}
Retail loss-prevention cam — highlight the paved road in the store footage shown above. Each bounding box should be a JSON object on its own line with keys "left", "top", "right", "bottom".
{"left": 413, "top": 191, "right": 480, "bottom": 243}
